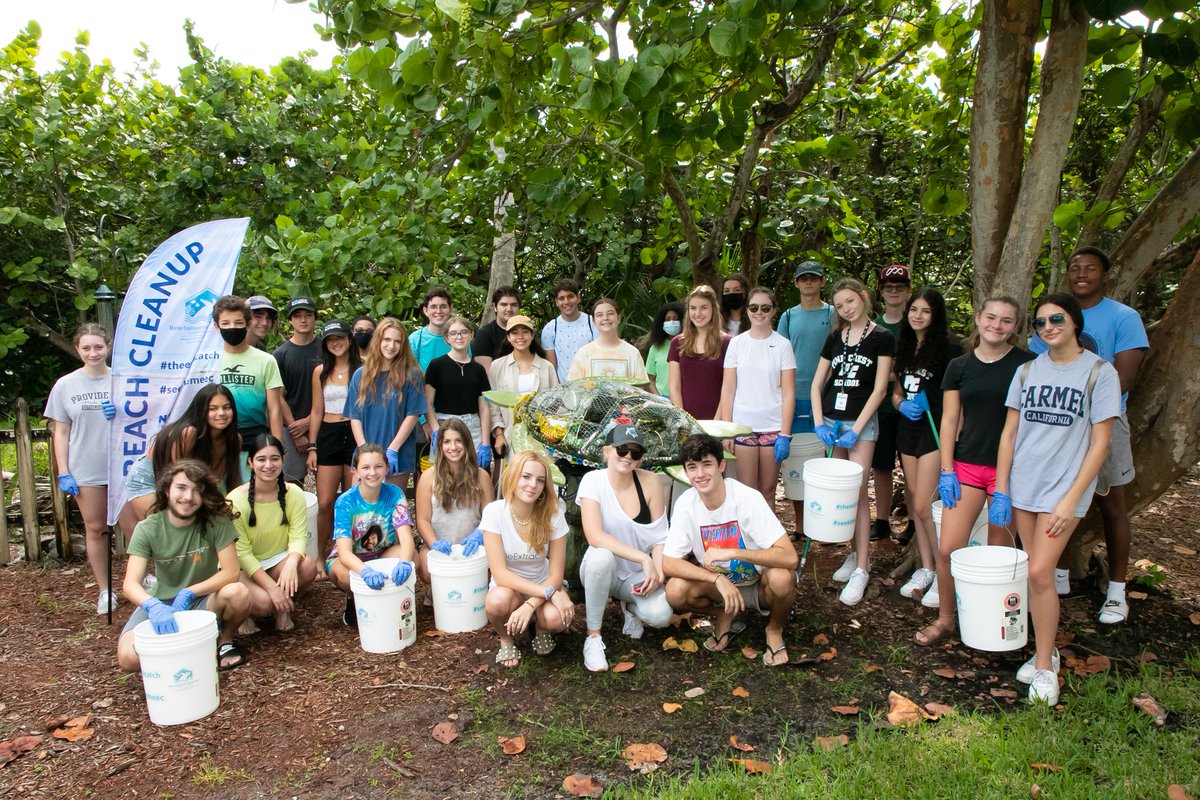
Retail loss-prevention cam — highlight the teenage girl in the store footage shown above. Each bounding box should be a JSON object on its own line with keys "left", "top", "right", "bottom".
{"left": 424, "top": 316, "right": 493, "bottom": 464}
{"left": 668, "top": 285, "right": 730, "bottom": 421}
{"left": 47, "top": 323, "right": 117, "bottom": 613}
{"left": 228, "top": 434, "right": 319, "bottom": 631}
{"left": 721, "top": 273, "right": 751, "bottom": 336}
{"left": 811, "top": 277, "right": 895, "bottom": 607}
{"left": 488, "top": 315, "right": 558, "bottom": 463}
{"left": 566, "top": 298, "right": 650, "bottom": 384}
{"left": 717, "top": 287, "right": 796, "bottom": 505}
{"left": 994, "top": 293, "right": 1120, "bottom": 706}
{"left": 642, "top": 302, "right": 684, "bottom": 396}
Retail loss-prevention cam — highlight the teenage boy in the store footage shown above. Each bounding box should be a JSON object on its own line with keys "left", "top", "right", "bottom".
{"left": 663, "top": 434, "right": 799, "bottom": 667}
{"left": 215, "top": 296, "right": 285, "bottom": 467}
{"left": 410, "top": 286, "right": 453, "bottom": 372}
{"left": 1030, "top": 246, "right": 1148, "bottom": 625}
{"left": 541, "top": 278, "right": 596, "bottom": 383}
{"left": 872, "top": 264, "right": 912, "bottom": 542}
{"left": 116, "top": 459, "right": 251, "bottom": 672}
{"left": 776, "top": 260, "right": 834, "bottom": 535}
{"left": 473, "top": 285, "right": 521, "bottom": 373}
{"left": 246, "top": 295, "right": 278, "bottom": 349}
{"left": 273, "top": 296, "right": 323, "bottom": 483}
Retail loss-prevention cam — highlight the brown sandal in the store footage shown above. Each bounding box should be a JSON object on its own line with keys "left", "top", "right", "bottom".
{"left": 914, "top": 618, "right": 956, "bottom": 647}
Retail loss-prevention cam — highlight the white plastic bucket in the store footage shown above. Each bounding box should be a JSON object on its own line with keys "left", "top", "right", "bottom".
{"left": 950, "top": 545, "right": 1028, "bottom": 652}
{"left": 931, "top": 501, "right": 989, "bottom": 548}
{"left": 303, "top": 491, "right": 320, "bottom": 562}
{"left": 427, "top": 544, "right": 489, "bottom": 633}
{"left": 781, "top": 434, "right": 826, "bottom": 501}
{"left": 349, "top": 558, "right": 418, "bottom": 653}
{"left": 802, "top": 459, "right": 863, "bottom": 543}
{"left": 133, "top": 609, "right": 220, "bottom": 726}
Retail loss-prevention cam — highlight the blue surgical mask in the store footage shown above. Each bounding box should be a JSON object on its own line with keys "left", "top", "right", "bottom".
{"left": 662, "top": 320, "right": 682, "bottom": 336}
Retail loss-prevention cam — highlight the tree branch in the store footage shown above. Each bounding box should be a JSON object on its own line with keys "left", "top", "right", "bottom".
{"left": 506, "top": 0, "right": 604, "bottom": 40}
{"left": 21, "top": 309, "right": 77, "bottom": 357}
{"left": 662, "top": 168, "right": 703, "bottom": 273}
{"left": 604, "top": 0, "right": 631, "bottom": 62}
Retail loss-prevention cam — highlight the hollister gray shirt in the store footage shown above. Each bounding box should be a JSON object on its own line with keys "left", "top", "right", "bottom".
{"left": 1004, "top": 350, "right": 1120, "bottom": 517}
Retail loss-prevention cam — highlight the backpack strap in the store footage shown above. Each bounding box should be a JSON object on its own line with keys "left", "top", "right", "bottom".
{"left": 1083, "top": 357, "right": 1104, "bottom": 421}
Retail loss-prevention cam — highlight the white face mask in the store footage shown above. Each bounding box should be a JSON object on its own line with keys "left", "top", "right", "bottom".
{"left": 662, "top": 320, "right": 682, "bottom": 336}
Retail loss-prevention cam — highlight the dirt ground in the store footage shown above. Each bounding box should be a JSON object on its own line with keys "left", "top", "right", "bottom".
{"left": 2, "top": 472, "right": 1199, "bottom": 799}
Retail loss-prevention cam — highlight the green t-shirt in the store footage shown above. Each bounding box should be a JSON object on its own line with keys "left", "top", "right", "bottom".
{"left": 128, "top": 512, "right": 239, "bottom": 602}
{"left": 220, "top": 347, "right": 284, "bottom": 440}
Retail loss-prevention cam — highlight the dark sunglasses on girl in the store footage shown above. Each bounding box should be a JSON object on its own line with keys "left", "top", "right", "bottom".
{"left": 1033, "top": 313, "right": 1067, "bottom": 330}
{"left": 615, "top": 444, "right": 644, "bottom": 460}
{"left": 747, "top": 304, "right": 773, "bottom": 313}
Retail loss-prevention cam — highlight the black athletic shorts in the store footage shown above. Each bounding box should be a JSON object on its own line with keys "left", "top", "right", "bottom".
{"left": 872, "top": 411, "right": 900, "bottom": 470}
{"left": 316, "top": 420, "right": 355, "bottom": 467}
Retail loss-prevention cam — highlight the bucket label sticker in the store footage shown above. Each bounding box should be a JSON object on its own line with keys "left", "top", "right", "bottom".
{"left": 400, "top": 608, "right": 415, "bottom": 638}
{"left": 1001, "top": 609, "right": 1024, "bottom": 640}
{"left": 1003, "top": 592, "right": 1021, "bottom": 611}
{"left": 401, "top": 596, "right": 413, "bottom": 613}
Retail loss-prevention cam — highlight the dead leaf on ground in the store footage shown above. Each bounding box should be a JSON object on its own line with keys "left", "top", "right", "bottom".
{"left": 684, "top": 687, "right": 706, "bottom": 699}
{"left": 732, "top": 686, "right": 750, "bottom": 698}
{"left": 0, "top": 735, "right": 42, "bottom": 767}
{"left": 1189, "top": 612, "right": 1200, "bottom": 626}
{"left": 1167, "top": 785, "right": 1195, "bottom": 800}
{"left": 624, "top": 742, "right": 668, "bottom": 772}
{"left": 1132, "top": 693, "right": 1167, "bottom": 726}
{"left": 678, "top": 639, "right": 698, "bottom": 653}
{"left": 1137, "top": 652, "right": 1159, "bottom": 663}
{"left": 473, "top": 663, "right": 490, "bottom": 674}
{"left": 562, "top": 773, "right": 605, "bottom": 798}
{"left": 91, "top": 698, "right": 114, "bottom": 710}
{"left": 431, "top": 721, "right": 460, "bottom": 744}
{"left": 862, "top": 662, "right": 882, "bottom": 672}
{"left": 1173, "top": 545, "right": 1196, "bottom": 555}
{"left": 812, "top": 633, "right": 829, "bottom": 645}
{"left": 662, "top": 703, "right": 683, "bottom": 714}
{"left": 497, "top": 735, "right": 526, "bottom": 755}
{"left": 662, "top": 637, "right": 698, "bottom": 653}
{"left": 729, "top": 735, "right": 754, "bottom": 752}
{"left": 1070, "top": 655, "right": 1111, "bottom": 676}
{"left": 831, "top": 705, "right": 860, "bottom": 715}
{"left": 728, "top": 757, "right": 773, "bottom": 774}
{"left": 887, "top": 691, "right": 934, "bottom": 726}
{"left": 990, "top": 688, "right": 1020, "bottom": 700}
{"left": 423, "top": 629, "right": 445, "bottom": 638}
{"left": 612, "top": 661, "right": 636, "bottom": 673}
{"left": 1128, "top": 590, "right": 1148, "bottom": 600}
{"left": 741, "top": 646, "right": 761, "bottom": 659}
{"left": 817, "top": 647, "right": 837, "bottom": 662}
{"left": 925, "top": 701, "right": 955, "bottom": 718}
{"left": 1031, "top": 763, "right": 1062, "bottom": 772}
{"left": 1055, "top": 631, "right": 1075, "bottom": 646}
{"left": 933, "top": 667, "right": 958, "bottom": 679}
{"left": 814, "top": 734, "right": 850, "bottom": 752}
{"left": 1031, "top": 783, "right": 1041, "bottom": 799}
{"left": 51, "top": 726, "right": 93, "bottom": 742}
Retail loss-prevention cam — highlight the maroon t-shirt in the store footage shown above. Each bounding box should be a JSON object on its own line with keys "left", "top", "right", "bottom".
{"left": 667, "top": 334, "right": 731, "bottom": 420}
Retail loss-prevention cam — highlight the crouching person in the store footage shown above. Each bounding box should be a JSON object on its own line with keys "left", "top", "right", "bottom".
{"left": 663, "top": 434, "right": 798, "bottom": 667}
{"left": 117, "top": 459, "right": 251, "bottom": 673}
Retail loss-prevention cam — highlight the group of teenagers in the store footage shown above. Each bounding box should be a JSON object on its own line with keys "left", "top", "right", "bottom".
{"left": 46, "top": 247, "right": 1146, "bottom": 705}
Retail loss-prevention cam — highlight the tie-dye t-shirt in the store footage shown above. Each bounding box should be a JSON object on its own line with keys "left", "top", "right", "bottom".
{"left": 331, "top": 482, "right": 412, "bottom": 562}
{"left": 663, "top": 478, "right": 785, "bottom": 585}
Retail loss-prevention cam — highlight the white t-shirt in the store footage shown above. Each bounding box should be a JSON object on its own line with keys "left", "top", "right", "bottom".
{"left": 723, "top": 331, "right": 797, "bottom": 432}
{"left": 576, "top": 469, "right": 667, "bottom": 581}
{"left": 541, "top": 314, "right": 598, "bottom": 383}
{"left": 663, "top": 478, "right": 785, "bottom": 585}
{"left": 479, "top": 499, "right": 569, "bottom": 584}
{"left": 44, "top": 369, "right": 112, "bottom": 486}
{"left": 567, "top": 339, "right": 649, "bottom": 383}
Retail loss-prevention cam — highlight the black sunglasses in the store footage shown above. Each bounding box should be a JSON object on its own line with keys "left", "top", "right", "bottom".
{"left": 747, "top": 303, "right": 773, "bottom": 313}
{"left": 615, "top": 444, "right": 645, "bottom": 460}
{"left": 1033, "top": 313, "right": 1067, "bottom": 330}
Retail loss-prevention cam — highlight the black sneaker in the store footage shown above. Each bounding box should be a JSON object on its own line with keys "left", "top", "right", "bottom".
{"left": 870, "top": 519, "right": 892, "bottom": 541}
{"left": 342, "top": 597, "right": 358, "bottom": 628}
{"left": 896, "top": 520, "right": 916, "bottom": 546}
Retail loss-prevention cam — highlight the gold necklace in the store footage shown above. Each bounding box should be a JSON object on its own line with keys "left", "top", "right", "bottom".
{"left": 510, "top": 508, "right": 532, "bottom": 526}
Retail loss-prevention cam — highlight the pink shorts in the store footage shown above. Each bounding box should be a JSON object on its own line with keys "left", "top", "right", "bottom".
{"left": 734, "top": 431, "right": 779, "bottom": 447}
{"left": 954, "top": 461, "right": 997, "bottom": 495}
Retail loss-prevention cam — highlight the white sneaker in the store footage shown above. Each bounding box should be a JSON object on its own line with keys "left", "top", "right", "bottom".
{"left": 1098, "top": 597, "right": 1129, "bottom": 625}
{"left": 920, "top": 576, "right": 940, "bottom": 608}
{"left": 1055, "top": 573, "right": 1071, "bottom": 596}
{"left": 832, "top": 551, "right": 858, "bottom": 583}
{"left": 900, "top": 568, "right": 935, "bottom": 599}
{"left": 583, "top": 634, "right": 608, "bottom": 672}
{"left": 1017, "top": 648, "right": 1060, "bottom": 684}
{"left": 620, "top": 602, "right": 645, "bottom": 639}
{"left": 839, "top": 568, "right": 869, "bottom": 606}
{"left": 142, "top": 574, "right": 158, "bottom": 592}
{"left": 96, "top": 589, "right": 120, "bottom": 614}
{"left": 1028, "top": 669, "right": 1060, "bottom": 706}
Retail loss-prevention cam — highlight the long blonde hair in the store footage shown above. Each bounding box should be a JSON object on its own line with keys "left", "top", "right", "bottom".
{"left": 830, "top": 278, "right": 872, "bottom": 333}
{"left": 357, "top": 316, "right": 421, "bottom": 406}
{"left": 500, "top": 450, "right": 558, "bottom": 553}
{"left": 680, "top": 285, "right": 725, "bottom": 359}
{"left": 432, "top": 418, "right": 482, "bottom": 513}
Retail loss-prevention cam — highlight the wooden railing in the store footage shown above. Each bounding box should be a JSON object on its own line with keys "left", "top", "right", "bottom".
{"left": 1, "top": 398, "right": 73, "bottom": 564}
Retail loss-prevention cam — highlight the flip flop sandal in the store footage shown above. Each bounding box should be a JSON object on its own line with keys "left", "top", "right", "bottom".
{"left": 762, "top": 644, "right": 789, "bottom": 667}
{"left": 914, "top": 618, "right": 956, "bottom": 647}
{"left": 531, "top": 633, "right": 557, "bottom": 656}
{"left": 217, "top": 642, "right": 246, "bottom": 671}
{"left": 495, "top": 644, "right": 522, "bottom": 668}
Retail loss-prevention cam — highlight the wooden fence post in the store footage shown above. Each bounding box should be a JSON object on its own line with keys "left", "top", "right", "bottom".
{"left": 0, "top": 462, "right": 9, "bottom": 566}
{"left": 47, "top": 431, "right": 72, "bottom": 559}
{"left": 15, "top": 399, "right": 41, "bottom": 562}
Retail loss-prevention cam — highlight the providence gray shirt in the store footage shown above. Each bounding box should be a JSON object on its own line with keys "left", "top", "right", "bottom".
{"left": 44, "top": 369, "right": 112, "bottom": 486}
{"left": 1004, "top": 350, "right": 1120, "bottom": 517}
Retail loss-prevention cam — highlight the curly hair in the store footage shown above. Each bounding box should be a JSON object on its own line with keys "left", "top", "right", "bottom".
{"left": 894, "top": 288, "right": 955, "bottom": 378}
{"left": 499, "top": 450, "right": 558, "bottom": 554}
{"left": 432, "top": 418, "right": 482, "bottom": 513}
{"left": 152, "top": 458, "right": 236, "bottom": 529}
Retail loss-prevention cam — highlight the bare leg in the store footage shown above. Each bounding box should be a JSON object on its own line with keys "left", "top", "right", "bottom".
{"left": 1095, "top": 487, "right": 1130, "bottom": 583}
{"left": 734, "top": 443, "right": 760, "bottom": 501}
{"left": 485, "top": 586, "right": 523, "bottom": 666}
{"left": 760, "top": 567, "right": 796, "bottom": 666}
{"left": 74, "top": 486, "right": 111, "bottom": 590}
{"left": 840, "top": 440, "right": 876, "bottom": 570}
{"left": 756, "top": 445, "right": 780, "bottom": 508}
{"left": 900, "top": 452, "right": 939, "bottom": 572}
{"left": 1017, "top": 509, "right": 1080, "bottom": 672}
{"left": 932, "top": 486, "right": 987, "bottom": 630}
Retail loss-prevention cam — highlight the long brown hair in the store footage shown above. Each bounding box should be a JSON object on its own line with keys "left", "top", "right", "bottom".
{"left": 500, "top": 450, "right": 558, "bottom": 554}
{"left": 152, "top": 458, "right": 236, "bottom": 529}
{"left": 680, "top": 285, "right": 725, "bottom": 359}
{"left": 432, "top": 418, "right": 482, "bottom": 513}
{"left": 357, "top": 316, "right": 421, "bottom": 406}
{"left": 963, "top": 294, "right": 1024, "bottom": 351}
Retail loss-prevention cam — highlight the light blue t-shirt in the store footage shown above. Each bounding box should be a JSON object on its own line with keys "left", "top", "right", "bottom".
{"left": 541, "top": 315, "right": 597, "bottom": 383}
{"left": 331, "top": 482, "right": 413, "bottom": 561}
{"left": 409, "top": 326, "right": 452, "bottom": 373}
{"left": 777, "top": 302, "right": 833, "bottom": 430}
{"left": 345, "top": 368, "right": 428, "bottom": 472}
{"left": 1029, "top": 297, "right": 1148, "bottom": 411}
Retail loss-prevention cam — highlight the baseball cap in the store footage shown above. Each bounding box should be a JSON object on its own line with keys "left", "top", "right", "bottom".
{"left": 504, "top": 314, "right": 536, "bottom": 332}
{"left": 880, "top": 264, "right": 911, "bottom": 284}
{"left": 247, "top": 295, "right": 278, "bottom": 316}
{"left": 322, "top": 319, "right": 350, "bottom": 338}
{"left": 794, "top": 260, "right": 824, "bottom": 278}
{"left": 606, "top": 423, "right": 645, "bottom": 449}
{"left": 286, "top": 296, "right": 317, "bottom": 317}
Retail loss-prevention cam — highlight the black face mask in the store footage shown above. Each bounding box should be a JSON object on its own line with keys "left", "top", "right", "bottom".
{"left": 722, "top": 292, "right": 745, "bottom": 313}
{"left": 219, "top": 327, "right": 248, "bottom": 346}
{"left": 353, "top": 331, "right": 373, "bottom": 350}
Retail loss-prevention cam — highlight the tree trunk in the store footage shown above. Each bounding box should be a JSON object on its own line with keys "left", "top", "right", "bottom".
{"left": 1063, "top": 248, "right": 1200, "bottom": 574}
{"left": 968, "top": 0, "right": 1040, "bottom": 300}
{"left": 482, "top": 145, "right": 515, "bottom": 326}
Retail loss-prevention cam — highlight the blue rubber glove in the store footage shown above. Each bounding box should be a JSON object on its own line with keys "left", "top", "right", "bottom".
{"left": 938, "top": 471, "right": 961, "bottom": 509}
{"left": 773, "top": 435, "right": 791, "bottom": 463}
{"left": 141, "top": 597, "right": 178, "bottom": 635}
{"left": 386, "top": 448, "right": 400, "bottom": 475}
{"left": 359, "top": 564, "right": 386, "bottom": 590}
{"left": 430, "top": 539, "right": 453, "bottom": 556}
{"left": 430, "top": 429, "right": 439, "bottom": 458}
{"left": 899, "top": 399, "right": 924, "bottom": 421}
{"left": 460, "top": 527, "right": 484, "bottom": 558}
{"left": 477, "top": 443, "right": 493, "bottom": 469}
{"left": 835, "top": 428, "right": 859, "bottom": 450}
{"left": 989, "top": 491, "right": 1013, "bottom": 527}
{"left": 171, "top": 588, "right": 195, "bottom": 612}
{"left": 57, "top": 474, "right": 80, "bottom": 497}
{"left": 815, "top": 423, "right": 837, "bottom": 448}
{"left": 913, "top": 390, "right": 931, "bottom": 414}
{"left": 101, "top": 400, "right": 117, "bottom": 420}
{"left": 390, "top": 560, "right": 413, "bottom": 587}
